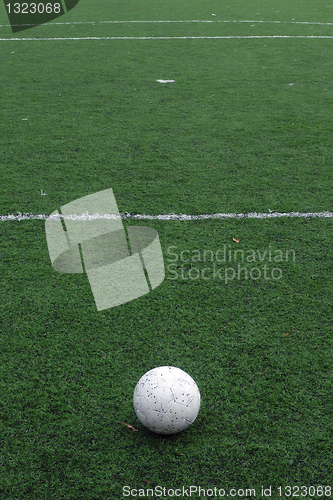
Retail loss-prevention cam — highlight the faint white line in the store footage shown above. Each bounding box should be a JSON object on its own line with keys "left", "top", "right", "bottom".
{"left": 1, "top": 211, "right": 332, "bottom": 222}
{"left": 1, "top": 20, "right": 333, "bottom": 27}
{"left": 2, "top": 36, "right": 333, "bottom": 41}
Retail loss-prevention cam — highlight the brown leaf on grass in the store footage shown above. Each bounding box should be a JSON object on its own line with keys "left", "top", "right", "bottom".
{"left": 119, "top": 422, "right": 138, "bottom": 431}
{"left": 232, "top": 238, "right": 240, "bottom": 243}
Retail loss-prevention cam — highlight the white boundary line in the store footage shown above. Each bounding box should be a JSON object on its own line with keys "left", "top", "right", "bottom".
{"left": 1, "top": 20, "right": 333, "bottom": 27}
{"left": 2, "top": 19, "right": 332, "bottom": 40}
{"left": 2, "top": 36, "right": 333, "bottom": 41}
{"left": 1, "top": 211, "right": 332, "bottom": 222}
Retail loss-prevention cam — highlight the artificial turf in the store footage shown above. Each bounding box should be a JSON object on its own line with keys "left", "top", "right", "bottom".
{"left": 0, "top": 0, "right": 332, "bottom": 498}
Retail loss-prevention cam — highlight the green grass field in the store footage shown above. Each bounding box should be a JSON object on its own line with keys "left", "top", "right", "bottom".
{"left": 0, "top": 1, "right": 332, "bottom": 499}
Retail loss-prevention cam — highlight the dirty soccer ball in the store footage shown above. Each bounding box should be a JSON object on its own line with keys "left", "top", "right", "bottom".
{"left": 133, "top": 366, "right": 201, "bottom": 435}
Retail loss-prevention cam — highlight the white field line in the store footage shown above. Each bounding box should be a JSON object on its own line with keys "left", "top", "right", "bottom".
{"left": 2, "top": 19, "right": 332, "bottom": 40}
{"left": 1, "top": 20, "right": 333, "bottom": 27}
{"left": 1, "top": 211, "right": 332, "bottom": 222}
{"left": 2, "top": 36, "right": 333, "bottom": 41}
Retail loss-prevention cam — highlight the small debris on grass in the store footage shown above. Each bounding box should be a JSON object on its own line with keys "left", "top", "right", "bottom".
{"left": 232, "top": 237, "right": 240, "bottom": 243}
{"left": 119, "top": 422, "right": 138, "bottom": 432}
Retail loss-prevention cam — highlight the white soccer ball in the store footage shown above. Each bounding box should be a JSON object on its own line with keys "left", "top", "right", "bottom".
{"left": 133, "top": 366, "right": 201, "bottom": 435}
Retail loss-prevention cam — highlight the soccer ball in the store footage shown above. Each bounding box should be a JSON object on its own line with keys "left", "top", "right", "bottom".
{"left": 133, "top": 366, "right": 201, "bottom": 435}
